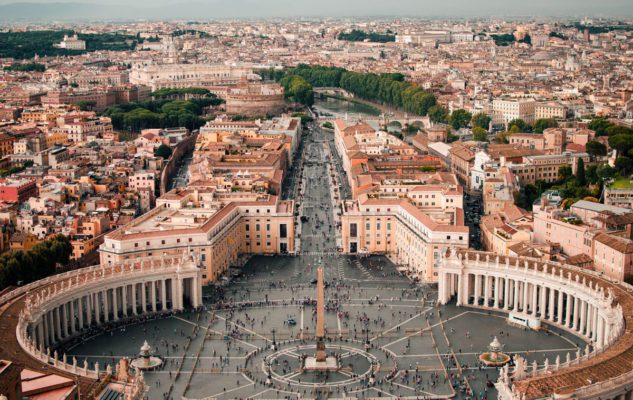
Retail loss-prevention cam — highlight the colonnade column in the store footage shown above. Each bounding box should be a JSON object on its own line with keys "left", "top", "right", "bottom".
{"left": 141, "top": 282, "right": 147, "bottom": 313}
{"left": 37, "top": 322, "right": 44, "bottom": 349}
{"left": 103, "top": 290, "right": 110, "bottom": 322}
{"left": 60, "top": 303, "right": 68, "bottom": 337}
{"left": 93, "top": 292, "right": 101, "bottom": 325}
{"left": 88, "top": 293, "right": 95, "bottom": 325}
{"left": 132, "top": 283, "right": 138, "bottom": 315}
{"left": 114, "top": 287, "right": 120, "bottom": 321}
{"left": 151, "top": 281, "right": 157, "bottom": 311}
{"left": 592, "top": 308, "right": 600, "bottom": 343}
{"left": 557, "top": 290, "right": 564, "bottom": 323}
{"left": 530, "top": 283, "right": 537, "bottom": 315}
{"left": 503, "top": 278, "right": 510, "bottom": 310}
{"left": 69, "top": 300, "right": 76, "bottom": 334}
{"left": 548, "top": 287, "right": 555, "bottom": 320}
{"left": 161, "top": 280, "right": 167, "bottom": 311}
{"left": 474, "top": 274, "right": 481, "bottom": 305}
{"left": 192, "top": 277, "right": 201, "bottom": 308}
{"left": 122, "top": 285, "right": 128, "bottom": 318}
{"left": 483, "top": 276, "right": 490, "bottom": 307}
{"left": 566, "top": 293, "right": 573, "bottom": 327}
{"left": 586, "top": 304, "right": 592, "bottom": 338}
{"left": 596, "top": 316, "right": 605, "bottom": 348}
{"left": 494, "top": 275, "right": 501, "bottom": 308}
{"left": 513, "top": 280, "right": 519, "bottom": 312}
{"left": 48, "top": 311, "right": 55, "bottom": 345}
{"left": 539, "top": 286, "right": 547, "bottom": 318}
{"left": 522, "top": 282, "right": 528, "bottom": 313}
{"left": 580, "top": 300, "right": 587, "bottom": 334}
{"left": 78, "top": 296, "right": 84, "bottom": 330}
{"left": 456, "top": 273, "right": 463, "bottom": 306}
{"left": 173, "top": 278, "right": 182, "bottom": 310}
{"left": 53, "top": 307, "right": 61, "bottom": 340}
{"left": 573, "top": 297, "right": 580, "bottom": 330}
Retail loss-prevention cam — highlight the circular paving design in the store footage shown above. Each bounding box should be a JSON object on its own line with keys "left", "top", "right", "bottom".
{"left": 257, "top": 340, "right": 388, "bottom": 390}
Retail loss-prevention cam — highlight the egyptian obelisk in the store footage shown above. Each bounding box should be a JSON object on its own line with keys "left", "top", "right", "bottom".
{"left": 315, "top": 266, "right": 326, "bottom": 362}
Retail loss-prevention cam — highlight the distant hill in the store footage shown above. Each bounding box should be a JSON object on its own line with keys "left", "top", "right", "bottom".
{"left": 0, "top": 2, "right": 213, "bottom": 21}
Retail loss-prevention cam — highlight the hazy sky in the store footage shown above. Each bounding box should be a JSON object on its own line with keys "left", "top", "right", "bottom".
{"left": 0, "top": 0, "right": 632, "bottom": 19}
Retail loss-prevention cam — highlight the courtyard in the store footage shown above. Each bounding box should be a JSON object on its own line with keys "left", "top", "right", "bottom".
{"left": 66, "top": 254, "right": 584, "bottom": 400}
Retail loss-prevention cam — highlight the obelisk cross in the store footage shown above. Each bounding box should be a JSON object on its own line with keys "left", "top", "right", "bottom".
{"left": 315, "top": 266, "right": 326, "bottom": 361}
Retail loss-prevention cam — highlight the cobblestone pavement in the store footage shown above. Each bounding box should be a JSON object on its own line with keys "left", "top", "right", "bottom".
{"left": 66, "top": 256, "right": 584, "bottom": 400}
{"left": 67, "top": 127, "right": 586, "bottom": 400}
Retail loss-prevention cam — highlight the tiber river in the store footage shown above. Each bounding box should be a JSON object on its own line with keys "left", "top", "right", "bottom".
{"left": 312, "top": 96, "right": 381, "bottom": 120}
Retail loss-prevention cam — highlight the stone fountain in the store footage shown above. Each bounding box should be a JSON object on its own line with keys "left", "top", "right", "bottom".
{"left": 479, "top": 336, "right": 511, "bottom": 366}
{"left": 130, "top": 340, "right": 163, "bottom": 371}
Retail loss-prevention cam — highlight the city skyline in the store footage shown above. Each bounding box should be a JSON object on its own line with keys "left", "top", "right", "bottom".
{"left": 0, "top": 3, "right": 633, "bottom": 399}
{"left": 0, "top": 0, "right": 632, "bottom": 21}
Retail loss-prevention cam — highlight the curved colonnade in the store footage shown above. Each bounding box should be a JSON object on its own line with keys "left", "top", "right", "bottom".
{"left": 438, "top": 249, "right": 633, "bottom": 400}
{"left": 11, "top": 254, "right": 203, "bottom": 380}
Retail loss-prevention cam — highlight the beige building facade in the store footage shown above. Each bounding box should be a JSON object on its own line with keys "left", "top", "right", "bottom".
{"left": 100, "top": 189, "right": 294, "bottom": 284}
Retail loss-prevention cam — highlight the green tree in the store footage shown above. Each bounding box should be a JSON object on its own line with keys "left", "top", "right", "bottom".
{"left": 585, "top": 141, "right": 607, "bottom": 157}
{"left": 280, "top": 75, "right": 314, "bottom": 106}
{"left": 155, "top": 144, "right": 173, "bottom": 159}
{"left": 608, "top": 134, "right": 633, "bottom": 153}
{"left": 0, "top": 235, "right": 71, "bottom": 290}
{"left": 269, "top": 64, "right": 436, "bottom": 116}
{"left": 471, "top": 113, "right": 491, "bottom": 129}
{"left": 588, "top": 117, "right": 612, "bottom": 136}
{"left": 337, "top": 29, "right": 395, "bottom": 43}
{"left": 514, "top": 184, "right": 539, "bottom": 209}
{"left": 496, "top": 131, "right": 511, "bottom": 144}
{"left": 586, "top": 164, "right": 599, "bottom": 184}
{"left": 428, "top": 105, "right": 448, "bottom": 124}
{"left": 605, "top": 125, "right": 633, "bottom": 137}
{"left": 472, "top": 126, "right": 488, "bottom": 142}
{"left": 576, "top": 158, "right": 586, "bottom": 186}
{"left": 597, "top": 164, "right": 616, "bottom": 180}
{"left": 3, "top": 62, "right": 46, "bottom": 72}
{"left": 449, "top": 109, "right": 472, "bottom": 130}
{"left": 615, "top": 156, "right": 633, "bottom": 175}
{"left": 533, "top": 118, "right": 558, "bottom": 133}
{"left": 491, "top": 33, "right": 516, "bottom": 46}
{"left": 518, "top": 34, "right": 532, "bottom": 45}
{"left": 507, "top": 118, "right": 529, "bottom": 132}
{"left": 558, "top": 165, "right": 573, "bottom": 181}
{"left": 75, "top": 100, "right": 97, "bottom": 111}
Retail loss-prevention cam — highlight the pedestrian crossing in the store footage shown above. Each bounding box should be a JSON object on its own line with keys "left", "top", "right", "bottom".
{"left": 298, "top": 251, "right": 339, "bottom": 256}
{"left": 354, "top": 258, "right": 377, "bottom": 280}
{"left": 337, "top": 258, "right": 345, "bottom": 279}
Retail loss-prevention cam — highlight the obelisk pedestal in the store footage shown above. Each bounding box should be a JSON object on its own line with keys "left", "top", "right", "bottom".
{"left": 302, "top": 266, "right": 340, "bottom": 371}
{"left": 315, "top": 267, "right": 326, "bottom": 362}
